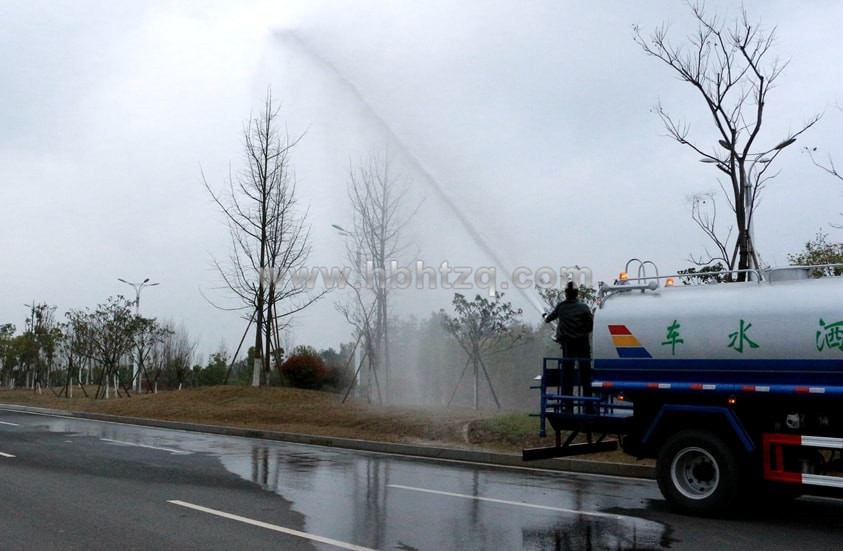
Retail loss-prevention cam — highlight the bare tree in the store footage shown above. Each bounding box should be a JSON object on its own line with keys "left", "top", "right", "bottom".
{"left": 203, "top": 90, "right": 320, "bottom": 386}
{"left": 134, "top": 320, "right": 182, "bottom": 392}
{"left": 157, "top": 322, "right": 197, "bottom": 391}
{"left": 336, "top": 148, "right": 417, "bottom": 403}
{"left": 335, "top": 281, "right": 380, "bottom": 402}
{"left": 804, "top": 106, "right": 843, "bottom": 227}
{"left": 805, "top": 147, "right": 842, "bottom": 183}
{"left": 804, "top": 105, "right": 843, "bottom": 184}
{"left": 440, "top": 293, "right": 525, "bottom": 410}
{"left": 634, "top": 2, "right": 820, "bottom": 277}
{"left": 805, "top": 149, "right": 843, "bottom": 229}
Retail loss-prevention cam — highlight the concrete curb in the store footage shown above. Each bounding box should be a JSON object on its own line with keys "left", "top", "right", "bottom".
{"left": 0, "top": 403, "right": 655, "bottom": 480}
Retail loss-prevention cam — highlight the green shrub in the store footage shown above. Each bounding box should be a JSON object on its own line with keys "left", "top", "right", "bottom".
{"left": 195, "top": 362, "right": 227, "bottom": 387}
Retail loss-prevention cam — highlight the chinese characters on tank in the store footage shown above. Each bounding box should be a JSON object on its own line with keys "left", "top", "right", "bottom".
{"left": 656, "top": 318, "right": 842, "bottom": 354}
{"left": 661, "top": 320, "right": 684, "bottom": 355}
{"left": 817, "top": 319, "right": 843, "bottom": 352}
{"left": 728, "top": 319, "right": 759, "bottom": 353}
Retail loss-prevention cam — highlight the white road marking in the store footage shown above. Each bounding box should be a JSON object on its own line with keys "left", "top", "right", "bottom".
{"left": 0, "top": 452, "right": 15, "bottom": 458}
{"left": 100, "top": 438, "right": 191, "bottom": 455}
{"left": 387, "top": 484, "right": 629, "bottom": 521}
{"left": 167, "top": 500, "right": 377, "bottom": 551}
{"left": 0, "top": 421, "right": 20, "bottom": 426}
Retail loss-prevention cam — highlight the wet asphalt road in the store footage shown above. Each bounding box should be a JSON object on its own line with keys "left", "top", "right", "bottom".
{"left": 3, "top": 407, "right": 843, "bottom": 550}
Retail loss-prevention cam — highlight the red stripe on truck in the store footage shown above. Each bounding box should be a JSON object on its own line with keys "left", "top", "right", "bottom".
{"left": 608, "top": 325, "right": 632, "bottom": 335}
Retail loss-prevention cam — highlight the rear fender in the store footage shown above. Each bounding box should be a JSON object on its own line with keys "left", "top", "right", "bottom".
{"left": 642, "top": 404, "right": 755, "bottom": 454}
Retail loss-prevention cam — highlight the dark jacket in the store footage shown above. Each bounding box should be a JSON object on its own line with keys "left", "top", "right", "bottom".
{"left": 545, "top": 299, "right": 593, "bottom": 342}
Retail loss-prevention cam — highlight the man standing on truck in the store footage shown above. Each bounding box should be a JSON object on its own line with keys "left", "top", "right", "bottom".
{"left": 542, "top": 281, "right": 594, "bottom": 412}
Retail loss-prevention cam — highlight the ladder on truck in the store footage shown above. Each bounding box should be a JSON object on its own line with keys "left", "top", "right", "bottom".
{"left": 522, "top": 357, "right": 632, "bottom": 461}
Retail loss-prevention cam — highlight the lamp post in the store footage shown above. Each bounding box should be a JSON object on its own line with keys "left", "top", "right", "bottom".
{"left": 118, "top": 277, "right": 159, "bottom": 315}
{"left": 331, "top": 224, "right": 352, "bottom": 238}
{"left": 118, "top": 277, "right": 159, "bottom": 391}
{"left": 742, "top": 138, "right": 796, "bottom": 273}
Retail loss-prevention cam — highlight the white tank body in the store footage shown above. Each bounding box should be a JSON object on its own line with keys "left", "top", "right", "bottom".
{"left": 592, "top": 276, "right": 843, "bottom": 387}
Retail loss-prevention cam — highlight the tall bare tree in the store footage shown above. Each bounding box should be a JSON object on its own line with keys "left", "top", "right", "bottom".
{"left": 634, "top": 2, "right": 819, "bottom": 277}
{"left": 203, "top": 90, "right": 319, "bottom": 386}
{"left": 336, "top": 148, "right": 417, "bottom": 403}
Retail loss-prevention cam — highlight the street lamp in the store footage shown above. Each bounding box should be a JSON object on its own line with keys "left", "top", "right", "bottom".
{"left": 118, "top": 277, "right": 159, "bottom": 315}
{"left": 742, "top": 138, "right": 797, "bottom": 273}
{"left": 332, "top": 223, "right": 360, "bottom": 271}
{"left": 118, "top": 277, "right": 159, "bottom": 391}
{"left": 331, "top": 223, "right": 352, "bottom": 236}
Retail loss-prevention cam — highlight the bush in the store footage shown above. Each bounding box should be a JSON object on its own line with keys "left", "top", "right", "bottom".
{"left": 195, "top": 362, "right": 227, "bottom": 387}
{"left": 321, "top": 365, "right": 353, "bottom": 393}
{"left": 282, "top": 347, "right": 327, "bottom": 390}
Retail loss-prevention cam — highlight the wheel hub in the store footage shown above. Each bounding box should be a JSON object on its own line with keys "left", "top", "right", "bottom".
{"left": 672, "top": 446, "right": 719, "bottom": 499}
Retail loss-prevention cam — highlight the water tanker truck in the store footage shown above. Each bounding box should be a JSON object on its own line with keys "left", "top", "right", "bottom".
{"left": 524, "top": 261, "right": 843, "bottom": 515}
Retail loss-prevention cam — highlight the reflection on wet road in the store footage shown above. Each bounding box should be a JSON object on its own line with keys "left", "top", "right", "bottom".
{"left": 4, "top": 410, "right": 669, "bottom": 550}
{"left": 220, "top": 443, "right": 667, "bottom": 550}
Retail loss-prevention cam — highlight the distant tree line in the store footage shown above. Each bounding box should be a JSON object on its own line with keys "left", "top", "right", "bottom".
{"left": 0, "top": 297, "right": 196, "bottom": 397}
{"left": 0, "top": 292, "right": 558, "bottom": 410}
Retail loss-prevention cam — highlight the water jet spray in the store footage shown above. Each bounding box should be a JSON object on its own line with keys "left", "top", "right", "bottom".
{"left": 275, "top": 30, "right": 547, "bottom": 316}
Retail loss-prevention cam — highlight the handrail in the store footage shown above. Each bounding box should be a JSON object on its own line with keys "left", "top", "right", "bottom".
{"left": 598, "top": 259, "right": 843, "bottom": 307}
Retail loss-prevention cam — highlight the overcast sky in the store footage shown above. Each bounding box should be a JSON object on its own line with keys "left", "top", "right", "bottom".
{"left": 2, "top": 1, "right": 841, "bottom": 362}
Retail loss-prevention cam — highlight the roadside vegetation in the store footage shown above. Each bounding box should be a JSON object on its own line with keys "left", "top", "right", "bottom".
{"left": 0, "top": 385, "right": 531, "bottom": 451}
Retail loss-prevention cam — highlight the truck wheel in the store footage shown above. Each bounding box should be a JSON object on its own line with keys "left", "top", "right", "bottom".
{"left": 656, "top": 429, "right": 742, "bottom": 516}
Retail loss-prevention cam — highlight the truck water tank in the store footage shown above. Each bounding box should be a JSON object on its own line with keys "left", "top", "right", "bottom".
{"left": 592, "top": 277, "right": 843, "bottom": 387}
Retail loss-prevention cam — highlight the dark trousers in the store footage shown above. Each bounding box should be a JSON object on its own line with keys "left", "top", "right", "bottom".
{"left": 561, "top": 338, "right": 592, "bottom": 412}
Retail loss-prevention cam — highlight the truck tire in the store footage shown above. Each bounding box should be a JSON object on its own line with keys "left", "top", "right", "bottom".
{"left": 656, "top": 429, "right": 742, "bottom": 516}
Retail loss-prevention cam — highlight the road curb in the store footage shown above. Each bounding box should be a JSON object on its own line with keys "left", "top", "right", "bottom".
{"left": 0, "top": 403, "right": 655, "bottom": 479}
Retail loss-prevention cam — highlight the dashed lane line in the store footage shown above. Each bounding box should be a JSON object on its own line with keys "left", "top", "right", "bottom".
{"left": 100, "top": 438, "right": 191, "bottom": 455}
{"left": 167, "top": 500, "right": 377, "bottom": 551}
{"left": 387, "top": 484, "right": 631, "bottom": 521}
